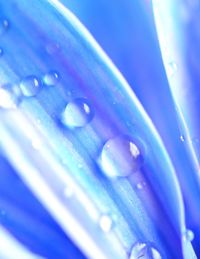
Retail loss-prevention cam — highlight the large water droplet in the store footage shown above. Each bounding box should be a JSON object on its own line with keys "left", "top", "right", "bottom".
{"left": 61, "top": 98, "right": 94, "bottom": 128}
{"left": 99, "top": 214, "right": 113, "bottom": 233}
{"left": 0, "top": 19, "right": 9, "bottom": 35}
{"left": 183, "top": 229, "right": 194, "bottom": 242}
{"left": 0, "top": 84, "right": 21, "bottom": 109}
{"left": 99, "top": 136, "right": 143, "bottom": 178}
{"left": 43, "top": 71, "right": 60, "bottom": 86}
{"left": 130, "top": 242, "right": 161, "bottom": 259}
{"left": 20, "top": 76, "right": 41, "bottom": 97}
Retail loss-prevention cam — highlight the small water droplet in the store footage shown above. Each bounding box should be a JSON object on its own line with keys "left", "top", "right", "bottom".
{"left": 61, "top": 98, "right": 94, "bottom": 128}
{"left": 167, "top": 61, "right": 178, "bottom": 77}
{"left": 98, "top": 136, "right": 143, "bottom": 178}
{"left": 180, "top": 135, "right": 185, "bottom": 142}
{"left": 184, "top": 229, "right": 194, "bottom": 242}
{"left": 130, "top": 242, "right": 161, "bottom": 259}
{"left": 0, "top": 19, "right": 9, "bottom": 35}
{"left": 43, "top": 71, "right": 60, "bottom": 86}
{"left": 20, "top": 76, "right": 41, "bottom": 97}
{"left": 0, "top": 84, "right": 21, "bottom": 109}
{"left": 136, "top": 182, "right": 146, "bottom": 190}
{"left": 99, "top": 215, "right": 113, "bottom": 233}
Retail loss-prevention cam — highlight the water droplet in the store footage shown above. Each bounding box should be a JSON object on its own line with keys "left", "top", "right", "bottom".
{"left": 0, "top": 84, "right": 21, "bottom": 109}
{"left": 180, "top": 135, "right": 185, "bottom": 142}
{"left": 43, "top": 71, "right": 60, "bottom": 86}
{"left": 167, "top": 61, "right": 178, "bottom": 77}
{"left": 20, "top": 76, "right": 41, "bottom": 97}
{"left": 0, "top": 19, "right": 9, "bottom": 35}
{"left": 99, "top": 136, "right": 143, "bottom": 178}
{"left": 99, "top": 215, "right": 113, "bottom": 233}
{"left": 183, "top": 229, "right": 194, "bottom": 242}
{"left": 61, "top": 98, "right": 94, "bottom": 128}
{"left": 130, "top": 242, "right": 161, "bottom": 259}
{"left": 136, "top": 182, "right": 146, "bottom": 190}
{"left": 0, "top": 210, "right": 6, "bottom": 216}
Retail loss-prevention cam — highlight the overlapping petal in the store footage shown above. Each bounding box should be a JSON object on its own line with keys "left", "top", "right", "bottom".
{"left": 0, "top": 0, "right": 198, "bottom": 258}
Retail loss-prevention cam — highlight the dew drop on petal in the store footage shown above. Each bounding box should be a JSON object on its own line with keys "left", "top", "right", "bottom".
{"left": 184, "top": 229, "right": 194, "bottom": 242}
{"left": 129, "top": 242, "right": 162, "bottom": 259}
{"left": 136, "top": 182, "right": 146, "bottom": 190}
{"left": 98, "top": 136, "right": 143, "bottom": 178}
{"left": 43, "top": 71, "right": 60, "bottom": 86}
{"left": 61, "top": 98, "right": 94, "bottom": 128}
{"left": 99, "top": 215, "right": 113, "bottom": 233}
{"left": 20, "top": 76, "right": 41, "bottom": 97}
{"left": 180, "top": 135, "right": 185, "bottom": 142}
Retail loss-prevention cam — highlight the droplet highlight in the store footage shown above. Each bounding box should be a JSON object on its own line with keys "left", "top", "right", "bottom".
{"left": 167, "top": 61, "right": 178, "bottom": 77}
{"left": 136, "top": 181, "right": 146, "bottom": 190}
{"left": 20, "top": 76, "right": 41, "bottom": 97}
{"left": 130, "top": 242, "right": 161, "bottom": 259}
{"left": 43, "top": 71, "right": 60, "bottom": 86}
{"left": 61, "top": 98, "right": 94, "bottom": 128}
{"left": 99, "top": 136, "right": 143, "bottom": 178}
{"left": 0, "top": 210, "right": 6, "bottom": 216}
{"left": 180, "top": 135, "right": 185, "bottom": 142}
